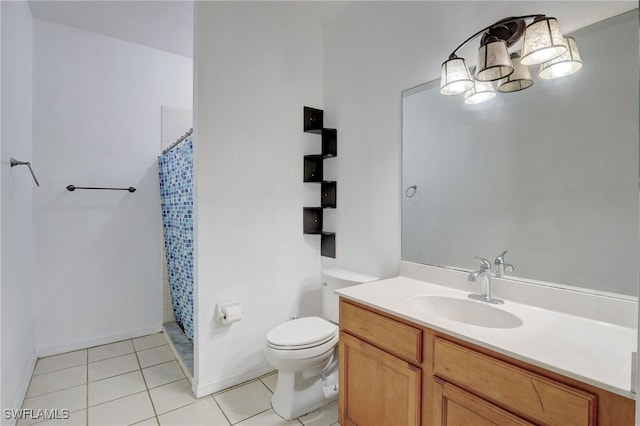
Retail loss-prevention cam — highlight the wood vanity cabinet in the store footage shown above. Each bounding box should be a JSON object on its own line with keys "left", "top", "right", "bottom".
{"left": 338, "top": 298, "right": 635, "bottom": 426}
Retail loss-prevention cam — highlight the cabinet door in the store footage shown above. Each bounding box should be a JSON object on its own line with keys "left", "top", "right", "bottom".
{"left": 339, "top": 331, "right": 421, "bottom": 426}
{"left": 432, "top": 378, "right": 535, "bottom": 426}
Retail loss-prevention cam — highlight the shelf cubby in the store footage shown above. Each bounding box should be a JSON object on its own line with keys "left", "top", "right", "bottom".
{"left": 322, "top": 129, "right": 337, "bottom": 158}
{"left": 303, "top": 207, "right": 323, "bottom": 234}
{"left": 304, "top": 107, "right": 324, "bottom": 134}
{"left": 303, "top": 155, "right": 323, "bottom": 183}
{"left": 321, "top": 181, "right": 337, "bottom": 208}
{"left": 321, "top": 233, "right": 336, "bottom": 258}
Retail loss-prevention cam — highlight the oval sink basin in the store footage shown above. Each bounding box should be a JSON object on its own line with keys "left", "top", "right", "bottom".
{"left": 410, "top": 295, "right": 523, "bottom": 329}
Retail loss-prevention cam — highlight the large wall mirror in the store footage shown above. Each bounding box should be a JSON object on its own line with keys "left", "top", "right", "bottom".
{"left": 402, "top": 11, "right": 639, "bottom": 297}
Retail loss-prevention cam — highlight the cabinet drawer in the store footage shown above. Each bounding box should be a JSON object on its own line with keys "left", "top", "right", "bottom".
{"left": 340, "top": 301, "right": 422, "bottom": 363}
{"left": 433, "top": 338, "right": 596, "bottom": 426}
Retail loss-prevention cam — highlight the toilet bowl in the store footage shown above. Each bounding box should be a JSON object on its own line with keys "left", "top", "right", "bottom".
{"left": 264, "top": 317, "right": 339, "bottom": 420}
{"left": 264, "top": 268, "right": 378, "bottom": 420}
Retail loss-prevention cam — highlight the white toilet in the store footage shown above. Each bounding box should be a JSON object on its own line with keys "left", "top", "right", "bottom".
{"left": 264, "top": 268, "right": 378, "bottom": 420}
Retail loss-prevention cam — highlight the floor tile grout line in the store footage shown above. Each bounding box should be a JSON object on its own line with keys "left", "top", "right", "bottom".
{"left": 25, "top": 361, "right": 87, "bottom": 389}
{"left": 132, "top": 346, "right": 160, "bottom": 422}
{"left": 89, "top": 363, "right": 141, "bottom": 384}
{"left": 212, "top": 378, "right": 262, "bottom": 396}
{"left": 146, "top": 376, "right": 187, "bottom": 392}
{"left": 87, "top": 368, "right": 142, "bottom": 386}
{"left": 134, "top": 341, "right": 168, "bottom": 353}
{"left": 258, "top": 378, "right": 274, "bottom": 394}
{"left": 256, "top": 370, "right": 277, "bottom": 380}
{"left": 135, "top": 343, "right": 171, "bottom": 358}
{"left": 210, "top": 395, "right": 233, "bottom": 425}
{"left": 31, "top": 364, "right": 86, "bottom": 378}
{"left": 86, "top": 339, "right": 134, "bottom": 364}
{"left": 31, "top": 355, "right": 87, "bottom": 378}
{"left": 230, "top": 407, "right": 272, "bottom": 425}
{"left": 23, "top": 379, "right": 87, "bottom": 401}
{"left": 86, "top": 371, "right": 150, "bottom": 408}
{"left": 149, "top": 394, "right": 213, "bottom": 421}
{"left": 86, "top": 389, "right": 149, "bottom": 410}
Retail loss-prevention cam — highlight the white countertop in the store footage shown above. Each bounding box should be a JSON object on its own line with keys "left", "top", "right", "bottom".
{"left": 336, "top": 276, "right": 637, "bottom": 399}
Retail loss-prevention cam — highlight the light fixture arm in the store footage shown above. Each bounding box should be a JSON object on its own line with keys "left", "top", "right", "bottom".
{"left": 448, "top": 14, "right": 545, "bottom": 59}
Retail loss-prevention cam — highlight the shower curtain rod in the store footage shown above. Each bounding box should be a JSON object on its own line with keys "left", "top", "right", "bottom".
{"left": 162, "top": 128, "right": 193, "bottom": 155}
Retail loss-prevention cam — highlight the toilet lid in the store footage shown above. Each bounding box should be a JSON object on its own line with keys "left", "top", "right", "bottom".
{"left": 267, "top": 317, "right": 337, "bottom": 349}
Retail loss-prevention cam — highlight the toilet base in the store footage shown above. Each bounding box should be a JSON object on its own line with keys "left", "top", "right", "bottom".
{"left": 271, "top": 368, "right": 338, "bottom": 420}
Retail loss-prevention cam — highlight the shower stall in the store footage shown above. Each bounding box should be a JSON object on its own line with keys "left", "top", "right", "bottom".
{"left": 158, "top": 127, "right": 194, "bottom": 372}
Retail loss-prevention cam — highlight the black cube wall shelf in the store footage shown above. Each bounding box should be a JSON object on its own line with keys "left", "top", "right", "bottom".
{"left": 321, "top": 232, "right": 336, "bottom": 258}
{"left": 322, "top": 129, "right": 337, "bottom": 158}
{"left": 303, "top": 106, "right": 337, "bottom": 258}
{"left": 321, "top": 181, "right": 337, "bottom": 208}
{"left": 303, "top": 155, "right": 323, "bottom": 183}
{"left": 303, "top": 207, "right": 323, "bottom": 234}
{"left": 304, "top": 106, "right": 324, "bottom": 134}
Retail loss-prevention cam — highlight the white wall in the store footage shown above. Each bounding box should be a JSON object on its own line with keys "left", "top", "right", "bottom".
{"left": 32, "top": 19, "right": 192, "bottom": 355}
{"left": 322, "top": 2, "right": 437, "bottom": 280}
{"left": 193, "top": 1, "right": 323, "bottom": 395}
{"left": 1, "top": 1, "right": 36, "bottom": 418}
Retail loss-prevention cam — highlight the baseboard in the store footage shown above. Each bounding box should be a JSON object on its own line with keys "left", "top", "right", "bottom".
{"left": 36, "top": 325, "right": 163, "bottom": 358}
{"left": 5, "top": 349, "right": 38, "bottom": 425}
{"left": 192, "top": 362, "right": 273, "bottom": 398}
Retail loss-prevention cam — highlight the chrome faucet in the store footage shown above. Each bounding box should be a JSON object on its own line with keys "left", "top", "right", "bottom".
{"left": 494, "top": 250, "right": 514, "bottom": 278}
{"left": 468, "top": 257, "right": 504, "bottom": 305}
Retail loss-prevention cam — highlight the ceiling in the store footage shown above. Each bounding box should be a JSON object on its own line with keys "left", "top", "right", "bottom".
{"left": 28, "top": 1, "right": 195, "bottom": 58}
{"left": 27, "top": 1, "right": 636, "bottom": 60}
{"left": 26, "top": 1, "right": 352, "bottom": 59}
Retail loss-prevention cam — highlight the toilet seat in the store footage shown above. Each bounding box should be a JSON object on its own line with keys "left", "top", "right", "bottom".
{"left": 265, "top": 334, "right": 338, "bottom": 361}
{"left": 266, "top": 317, "right": 337, "bottom": 350}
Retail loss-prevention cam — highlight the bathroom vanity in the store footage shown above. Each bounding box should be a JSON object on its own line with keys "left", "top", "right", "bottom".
{"left": 336, "top": 274, "right": 636, "bottom": 426}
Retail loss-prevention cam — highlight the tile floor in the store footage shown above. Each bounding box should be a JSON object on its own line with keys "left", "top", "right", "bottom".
{"left": 19, "top": 333, "right": 340, "bottom": 426}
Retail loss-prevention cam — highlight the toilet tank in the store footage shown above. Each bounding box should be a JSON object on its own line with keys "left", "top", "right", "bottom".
{"left": 321, "top": 268, "right": 378, "bottom": 323}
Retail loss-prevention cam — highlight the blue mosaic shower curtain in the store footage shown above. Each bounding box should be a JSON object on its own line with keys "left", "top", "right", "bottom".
{"left": 158, "top": 139, "right": 194, "bottom": 343}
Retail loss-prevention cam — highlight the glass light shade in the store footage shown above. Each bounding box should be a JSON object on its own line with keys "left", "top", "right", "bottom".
{"left": 521, "top": 17, "right": 567, "bottom": 66}
{"left": 464, "top": 81, "right": 496, "bottom": 104}
{"left": 497, "top": 54, "right": 533, "bottom": 93}
{"left": 440, "top": 56, "right": 474, "bottom": 95}
{"left": 539, "top": 36, "right": 583, "bottom": 79}
{"left": 476, "top": 39, "right": 513, "bottom": 82}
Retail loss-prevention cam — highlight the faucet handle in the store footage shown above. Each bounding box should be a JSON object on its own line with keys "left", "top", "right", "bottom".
{"left": 494, "top": 250, "right": 515, "bottom": 277}
{"left": 474, "top": 256, "right": 492, "bottom": 270}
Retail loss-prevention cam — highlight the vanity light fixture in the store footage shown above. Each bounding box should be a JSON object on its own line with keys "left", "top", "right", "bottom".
{"left": 464, "top": 67, "right": 496, "bottom": 104}
{"left": 497, "top": 53, "right": 533, "bottom": 93}
{"left": 539, "top": 36, "right": 583, "bottom": 79}
{"left": 440, "top": 14, "right": 582, "bottom": 103}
